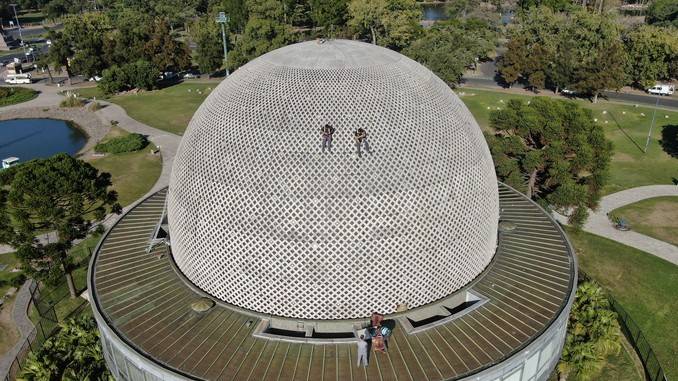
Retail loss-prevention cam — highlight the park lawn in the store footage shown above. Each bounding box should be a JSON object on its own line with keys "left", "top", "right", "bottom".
{"left": 71, "top": 86, "right": 106, "bottom": 100}
{"left": 86, "top": 127, "right": 162, "bottom": 207}
{"left": 0, "top": 253, "right": 24, "bottom": 296}
{"left": 0, "top": 87, "right": 38, "bottom": 107}
{"left": 110, "top": 83, "right": 214, "bottom": 135}
{"left": 458, "top": 88, "right": 678, "bottom": 194}
{"left": 566, "top": 227, "right": 678, "bottom": 380}
{"left": 611, "top": 196, "right": 678, "bottom": 246}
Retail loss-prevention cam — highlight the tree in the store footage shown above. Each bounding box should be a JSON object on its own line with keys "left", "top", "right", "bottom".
{"left": 228, "top": 16, "right": 293, "bottom": 71}
{"left": 497, "top": 6, "right": 563, "bottom": 89}
{"left": 42, "top": 30, "right": 74, "bottom": 85}
{"left": 624, "top": 25, "right": 678, "bottom": 89}
{"left": 309, "top": 0, "right": 348, "bottom": 31}
{"left": 567, "top": 10, "right": 627, "bottom": 103}
{"left": 646, "top": 0, "right": 678, "bottom": 27}
{"left": 144, "top": 18, "right": 191, "bottom": 73}
{"left": 404, "top": 19, "right": 496, "bottom": 85}
{"left": 100, "top": 60, "right": 159, "bottom": 94}
{"left": 379, "top": 0, "right": 422, "bottom": 50}
{"left": 557, "top": 282, "right": 621, "bottom": 381}
{"left": 62, "top": 13, "right": 111, "bottom": 78}
{"left": 192, "top": 16, "right": 224, "bottom": 76}
{"left": 18, "top": 317, "right": 111, "bottom": 380}
{"left": 485, "top": 97, "right": 612, "bottom": 227}
{"left": 348, "top": 0, "right": 386, "bottom": 44}
{"left": 0, "top": 154, "right": 121, "bottom": 297}
{"left": 216, "top": 0, "right": 249, "bottom": 33}
{"left": 103, "top": 9, "right": 153, "bottom": 67}
{"left": 246, "top": 0, "right": 285, "bottom": 21}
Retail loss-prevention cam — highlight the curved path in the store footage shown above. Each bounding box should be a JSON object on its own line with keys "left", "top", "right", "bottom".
{"left": 554, "top": 185, "right": 678, "bottom": 265}
{"left": 584, "top": 185, "right": 678, "bottom": 265}
{"left": 0, "top": 83, "right": 181, "bottom": 378}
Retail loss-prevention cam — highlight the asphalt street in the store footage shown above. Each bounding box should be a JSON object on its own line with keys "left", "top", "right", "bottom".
{"left": 462, "top": 77, "right": 678, "bottom": 109}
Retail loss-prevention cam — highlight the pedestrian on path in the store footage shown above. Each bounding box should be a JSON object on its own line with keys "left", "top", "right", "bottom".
{"left": 356, "top": 335, "right": 369, "bottom": 367}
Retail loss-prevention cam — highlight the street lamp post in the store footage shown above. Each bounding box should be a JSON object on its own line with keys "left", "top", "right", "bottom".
{"left": 216, "top": 12, "right": 230, "bottom": 77}
{"left": 643, "top": 97, "right": 660, "bottom": 153}
{"left": 9, "top": 4, "right": 25, "bottom": 55}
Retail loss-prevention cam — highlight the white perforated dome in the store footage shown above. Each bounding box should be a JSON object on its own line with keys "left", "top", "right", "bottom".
{"left": 167, "top": 40, "right": 499, "bottom": 320}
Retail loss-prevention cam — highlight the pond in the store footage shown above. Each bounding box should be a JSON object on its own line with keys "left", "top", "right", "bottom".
{"left": 0, "top": 118, "right": 87, "bottom": 165}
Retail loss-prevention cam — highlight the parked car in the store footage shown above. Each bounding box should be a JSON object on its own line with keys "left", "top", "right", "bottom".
{"left": 647, "top": 84, "right": 675, "bottom": 96}
{"left": 89, "top": 75, "right": 103, "bottom": 82}
{"left": 183, "top": 71, "right": 201, "bottom": 79}
{"left": 5, "top": 73, "right": 31, "bottom": 84}
{"left": 561, "top": 88, "right": 576, "bottom": 96}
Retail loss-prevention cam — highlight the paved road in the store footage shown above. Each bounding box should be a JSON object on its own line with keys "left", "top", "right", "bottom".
{"left": 462, "top": 77, "right": 678, "bottom": 109}
{"left": 555, "top": 185, "right": 678, "bottom": 265}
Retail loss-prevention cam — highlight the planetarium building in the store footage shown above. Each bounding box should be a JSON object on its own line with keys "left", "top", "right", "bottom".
{"left": 88, "top": 40, "right": 576, "bottom": 381}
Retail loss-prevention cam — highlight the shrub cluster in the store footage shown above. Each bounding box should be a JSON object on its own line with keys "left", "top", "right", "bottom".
{"left": 95, "top": 133, "right": 149, "bottom": 154}
{"left": 0, "top": 87, "right": 38, "bottom": 106}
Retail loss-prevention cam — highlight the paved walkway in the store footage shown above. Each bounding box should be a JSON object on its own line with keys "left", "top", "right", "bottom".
{"left": 0, "top": 280, "right": 35, "bottom": 378}
{"left": 0, "top": 84, "right": 181, "bottom": 253}
{"left": 555, "top": 185, "right": 678, "bottom": 265}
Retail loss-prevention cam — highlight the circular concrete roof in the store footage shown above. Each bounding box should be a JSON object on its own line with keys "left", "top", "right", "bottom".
{"left": 167, "top": 39, "right": 499, "bottom": 320}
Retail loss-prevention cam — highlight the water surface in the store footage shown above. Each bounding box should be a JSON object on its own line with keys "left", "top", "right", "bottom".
{"left": 0, "top": 118, "right": 87, "bottom": 164}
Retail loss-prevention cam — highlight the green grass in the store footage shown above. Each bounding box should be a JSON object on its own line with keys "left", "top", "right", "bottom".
{"left": 567, "top": 227, "right": 678, "bottom": 380}
{"left": 71, "top": 86, "right": 106, "bottom": 100}
{"left": 458, "top": 88, "right": 678, "bottom": 194}
{"left": 0, "top": 253, "right": 24, "bottom": 295}
{"left": 611, "top": 196, "right": 678, "bottom": 246}
{"left": 17, "top": 10, "right": 47, "bottom": 25}
{"left": 0, "top": 87, "right": 38, "bottom": 107}
{"left": 73, "top": 83, "right": 213, "bottom": 135}
{"left": 112, "top": 83, "right": 212, "bottom": 135}
{"left": 596, "top": 339, "right": 644, "bottom": 381}
{"left": 86, "top": 127, "right": 162, "bottom": 206}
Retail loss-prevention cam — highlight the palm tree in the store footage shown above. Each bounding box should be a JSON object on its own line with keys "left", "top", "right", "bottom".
{"left": 557, "top": 281, "right": 621, "bottom": 380}
{"left": 17, "top": 317, "right": 112, "bottom": 381}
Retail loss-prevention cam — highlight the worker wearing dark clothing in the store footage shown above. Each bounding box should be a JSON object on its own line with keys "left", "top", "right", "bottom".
{"left": 321, "top": 124, "right": 335, "bottom": 152}
{"left": 354, "top": 128, "right": 370, "bottom": 157}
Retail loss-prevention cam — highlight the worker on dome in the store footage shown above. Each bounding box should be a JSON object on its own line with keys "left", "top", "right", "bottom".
{"left": 321, "top": 124, "right": 335, "bottom": 152}
{"left": 354, "top": 128, "right": 371, "bottom": 157}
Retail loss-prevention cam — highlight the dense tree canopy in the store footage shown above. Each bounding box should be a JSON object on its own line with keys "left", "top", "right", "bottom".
{"left": 485, "top": 97, "right": 612, "bottom": 226}
{"left": 0, "top": 154, "right": 121, "bottom": 297}
{"left": 646, "top": 0, "right": 678, "bottom": 28}
{"left": 309, "top": 0, "right": 348, "bottom": 31}
{"left": 347, "top": 0, "right": 421, "bottom": 49}
{"left": 228, "top": 4, "right": 294, "bottom": 71}
{"left": 192, "top": 15, "right": 225, "bottom": 76}
{"left": 624, "top": 25, "right": 678, "bottom": 88}
{"left": 404, "top": 19, "right": 495, "bottom": 85}
{"left": 498, "top": 7, "right": 627, "bottom": 101}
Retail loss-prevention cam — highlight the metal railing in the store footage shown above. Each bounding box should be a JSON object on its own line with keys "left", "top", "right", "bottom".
{"left": 3, "top": 281, "right": 90, "bottom": 381}
{"left": 579, "top": 272, "right": 669, "bottom": 381}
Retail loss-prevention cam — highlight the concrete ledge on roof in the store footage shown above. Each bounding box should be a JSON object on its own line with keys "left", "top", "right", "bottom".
{"left": 253, "top": 319, "right": 358, "bottom": 345}
{"left": 400, "top": 290, "right": 488, "bottom": 334}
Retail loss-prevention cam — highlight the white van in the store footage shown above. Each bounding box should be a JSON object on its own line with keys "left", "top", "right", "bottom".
{"left": 647, "top": 84, "right": 675, "bottom": 96}
{"left": 5, "top": 73, "right": 32, "bottom": 84}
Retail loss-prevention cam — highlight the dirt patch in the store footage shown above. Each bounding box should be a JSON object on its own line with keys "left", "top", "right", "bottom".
{"left": 633, "top": 201, "right": 678, "bottom": 228}
{"left": 613, "top": 152, "right": 635, "bottom": 162}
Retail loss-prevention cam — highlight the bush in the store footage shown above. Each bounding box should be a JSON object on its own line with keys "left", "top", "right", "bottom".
{"left": 100, "top": 60, "right": 159, "bottom": 95}
{"left": 89, "top": 102, "right": 103, "bottom": 111}
{"left": 0, "top": 87, "right": 38, "bottom": 106}
{"left": 59, "top": 94, "right": 85, "bottom": 108}
{"left": 95, "top": 133, "right": 149, "bottom": 154}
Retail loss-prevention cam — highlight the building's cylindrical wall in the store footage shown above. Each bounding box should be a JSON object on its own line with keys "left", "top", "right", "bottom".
{"left": 94, "top": 299, "right": 571, "bottom": 381}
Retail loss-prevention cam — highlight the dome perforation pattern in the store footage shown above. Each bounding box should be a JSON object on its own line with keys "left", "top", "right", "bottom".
{"left": 168, "top": 40, "right": 499, "bottom": 320}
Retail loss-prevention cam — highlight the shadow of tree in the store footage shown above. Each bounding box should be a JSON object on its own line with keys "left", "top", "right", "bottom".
{"left": 660, "top": 124, "right": 678, "bottom": 158}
